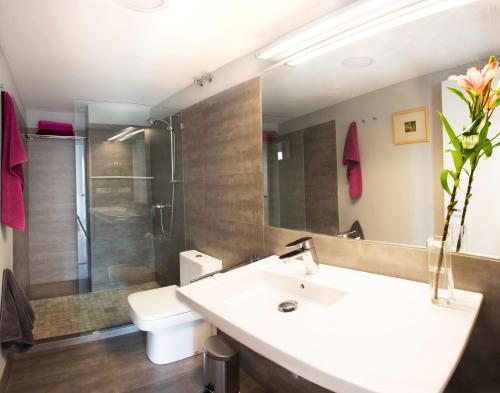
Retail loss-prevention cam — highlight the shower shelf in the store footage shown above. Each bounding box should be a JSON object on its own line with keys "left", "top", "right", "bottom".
{"left": 25, "top": 133, "right": 87, "bottom": 140}
{"left": 90, "top": 176, "right": 154, "bottom": 180}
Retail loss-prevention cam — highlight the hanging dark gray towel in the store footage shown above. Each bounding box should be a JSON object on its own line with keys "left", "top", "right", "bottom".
{"left": 0, "top": 269, "right": 35, "bottom": 353}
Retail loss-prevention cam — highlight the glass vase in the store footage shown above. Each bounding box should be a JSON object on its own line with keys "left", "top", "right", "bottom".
{"left": 427, "top": 235, "right": 455, "bottom": 304}
{"left": 455, "top": 225, "right": 467, "bottom": 253}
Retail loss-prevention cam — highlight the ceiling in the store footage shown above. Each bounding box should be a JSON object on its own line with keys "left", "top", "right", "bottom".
{"left": 262, "top": 0, "right": 500, "bottom": 122}
{"left": 0, "top": 0, "right": 356, "bottom": 112}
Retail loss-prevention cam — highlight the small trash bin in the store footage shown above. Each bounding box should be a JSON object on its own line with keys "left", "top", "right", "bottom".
{"left": 203, "top": 335, "right": 239, "bottom": 393}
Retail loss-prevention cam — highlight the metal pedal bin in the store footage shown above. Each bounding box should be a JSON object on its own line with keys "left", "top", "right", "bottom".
{"left": 203, "top": 335, "right": 239, "bottom": 393}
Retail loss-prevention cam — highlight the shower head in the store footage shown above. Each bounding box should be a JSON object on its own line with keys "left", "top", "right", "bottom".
{"left": 148, "top": 118, "right": 173, "bottom": 131}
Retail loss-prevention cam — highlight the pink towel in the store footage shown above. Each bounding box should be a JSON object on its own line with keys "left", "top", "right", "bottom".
{"left": 1, "top": 92, "right": 27, "bottom": 231}
{"left": 37, "top": 120, "right": 74, "bottom": 136}
{"left": 343, "top": 122, "right": 362, "bottom": 200}
{"left": 262, "top": 130, "right": 279, "bottom": 140}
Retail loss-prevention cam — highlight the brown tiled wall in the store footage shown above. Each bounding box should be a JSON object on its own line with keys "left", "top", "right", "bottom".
{"left": 264, "top": 226, "right": 500, "bottom": 393}
{"left": 277, "top": 130, "right": 306, "bottom": 230}
{"left": 181, "top": 78, "right": 264, "bottom": 267}
{"left": 147, "top": 116, "right": 185, "bottom": 287}
{"left": 303, "top": 120, "right": 338, "bottom": 235}
{"left": 271, "top": 120, "right": 338, "bottom": 235}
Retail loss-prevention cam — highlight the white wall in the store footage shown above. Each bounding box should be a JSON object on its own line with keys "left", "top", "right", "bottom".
{"left": 155, "top": 52, "right": 274, "bottom": 112}
{"left": 442, "top": 78, "right": 500, "bottom": 258}
{"left": 0, "top": 44, "right": 25, "bottom": 379}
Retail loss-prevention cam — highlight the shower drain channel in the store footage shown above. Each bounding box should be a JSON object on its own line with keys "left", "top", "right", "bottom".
{"left": 278, "top": 300, "right": 298, "bottom": 313}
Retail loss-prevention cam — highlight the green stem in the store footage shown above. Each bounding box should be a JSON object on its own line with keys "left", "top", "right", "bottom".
{"left": 456, "top": 162, "right": 477, "bottom": 252}
{"left": 434, "top": 182, "right": 459, "bottom": 300}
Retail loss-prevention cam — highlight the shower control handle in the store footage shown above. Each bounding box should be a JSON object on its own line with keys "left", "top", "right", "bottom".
{"left": 153, "top": 203, "right": 171, "bottom": 209}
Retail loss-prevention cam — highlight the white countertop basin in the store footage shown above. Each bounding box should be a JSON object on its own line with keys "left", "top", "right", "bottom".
{"left": 177, "top": 255, "right": 483, "bottom": 393}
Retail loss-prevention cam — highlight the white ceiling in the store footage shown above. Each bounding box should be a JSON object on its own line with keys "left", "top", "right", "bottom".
{"left": 0, "top": 0, "right": 356, "bottom": 112}
{"left": 262, "top": 0, "right": 500, "bottom": 121}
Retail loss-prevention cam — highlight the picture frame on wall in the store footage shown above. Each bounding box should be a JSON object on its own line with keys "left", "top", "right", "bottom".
{"left": 392, "top": 106, "right": 429, "bottom": 145}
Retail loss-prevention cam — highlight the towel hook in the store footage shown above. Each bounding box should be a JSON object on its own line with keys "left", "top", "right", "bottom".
{"left": 361, "top": 116, "right": 377, "bottom": 123}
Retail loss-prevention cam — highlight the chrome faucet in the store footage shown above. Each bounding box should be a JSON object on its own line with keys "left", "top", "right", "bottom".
{"left": 279, "top": 237, "right": 319, "bottom": 275}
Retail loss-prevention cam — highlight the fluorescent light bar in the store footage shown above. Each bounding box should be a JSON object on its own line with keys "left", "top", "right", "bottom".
{"left": 107, "top": 126, "right": 137, "bottom": 141}
{"left": 116, "top": 128, "right": 145, "bottom": 142}
{"left": 256, "top": 0, "right": 390, "bottom": 60}
{"left": 285, "top": 0, "right": 477, "bottom": 66}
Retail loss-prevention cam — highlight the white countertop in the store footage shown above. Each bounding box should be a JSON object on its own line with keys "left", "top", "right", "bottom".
{"left": 177, "top": 256, "right": 483, "bottom": 393}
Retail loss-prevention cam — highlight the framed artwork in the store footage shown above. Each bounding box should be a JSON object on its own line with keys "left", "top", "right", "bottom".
{"left": 392, "top": 106, "right": 429, "bottom": 145}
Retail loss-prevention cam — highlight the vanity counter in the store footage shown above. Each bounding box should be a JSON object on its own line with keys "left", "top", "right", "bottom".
{"left": 177, "top": 256, "right": 483, "bottom": 393}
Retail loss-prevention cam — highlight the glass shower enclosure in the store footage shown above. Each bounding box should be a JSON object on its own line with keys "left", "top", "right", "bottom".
{"left": 72, "top": 102, "right": 185, "bottom": 332}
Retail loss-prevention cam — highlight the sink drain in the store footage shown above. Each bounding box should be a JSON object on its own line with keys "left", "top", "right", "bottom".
{"left": 278, "top": 300, "right": 298, "bottom": 313}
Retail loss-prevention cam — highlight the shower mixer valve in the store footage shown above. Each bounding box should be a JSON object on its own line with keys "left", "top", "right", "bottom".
{"left": 153, "top": 203, "right": 171, "bottom": 209}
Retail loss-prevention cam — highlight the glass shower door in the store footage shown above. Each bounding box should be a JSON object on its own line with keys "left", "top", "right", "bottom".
{"left": 87, "top": 123, "right": 155, "bottom": 292}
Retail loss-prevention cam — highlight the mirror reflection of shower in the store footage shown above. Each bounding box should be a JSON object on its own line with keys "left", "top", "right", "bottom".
{"left": 148, "top": 116, "right": 182, "bottom": 241}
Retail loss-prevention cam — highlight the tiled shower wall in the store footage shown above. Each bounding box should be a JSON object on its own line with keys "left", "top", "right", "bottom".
{"left": 147, "top": 116, "right": 185, "bottom": 287}
{"left": 181, "top": 78, "right": 264, "bottom": 267}
{"left": 13, "top": 123, "right": 30, "bottom": 293}
{"left": 303, "top": 120, "right": 338, "bottom": 235}
{"left": 270, "top": 120, "right": 338, "bottom": 235}
{"left": 27, "top": 137, "right": 78, "bottom": 285}
{"left": 275, "top": 130, "right": 306, "bottom": 230}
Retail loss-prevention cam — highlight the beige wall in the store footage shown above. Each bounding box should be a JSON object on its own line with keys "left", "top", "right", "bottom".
{"left": 0, "top": 45, "right": 25, "bottom": 379}
{"left": 181, "top": 78, "right": 264, "bottom": 267}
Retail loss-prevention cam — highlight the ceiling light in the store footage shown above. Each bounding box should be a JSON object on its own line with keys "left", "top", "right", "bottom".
{"left": 285, "top": 0, "right": 477, "bottom": 66}
{"left": 107, "top": 127, "right": 137, "bottom": 141}
{"left": 116, "top": 128, "right": 146, "bottom": 142}
{"left": 341, "top": 57, "right": 374, "bottom": 69}
{"left": 256, "top": 0, "right": 478, "bottom": 66}
{"left": 256, "top": 0, "right": 388, "bottom": 60}
{"left": 116, "top": 0, "right": 169, "bottom": 13}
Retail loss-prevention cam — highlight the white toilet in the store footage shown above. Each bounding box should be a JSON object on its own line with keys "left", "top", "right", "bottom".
{"left": 128, "top": 250, "right": 222, "bottom": 365}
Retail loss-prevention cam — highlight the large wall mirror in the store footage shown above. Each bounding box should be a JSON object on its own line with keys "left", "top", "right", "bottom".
{"left": 261, "top": 0, "right": 500, "bottom": 259}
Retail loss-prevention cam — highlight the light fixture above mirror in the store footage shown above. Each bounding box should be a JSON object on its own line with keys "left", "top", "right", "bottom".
{"left": 256, "top": 0, "right": 478, "bottom": 66}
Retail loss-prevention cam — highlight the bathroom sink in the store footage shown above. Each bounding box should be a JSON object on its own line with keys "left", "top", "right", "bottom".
{"left": 222, "top": 270, "right": 347, "bottom": 315}
{"left": 177, "top": 255, "right": 483, "bottom": 393}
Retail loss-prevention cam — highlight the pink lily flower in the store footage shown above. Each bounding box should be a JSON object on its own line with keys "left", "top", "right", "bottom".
{"left": 449, "top": 59, "right": 499, "bottom": 96}
{"left": 481, "top": 60, "right": 499, "bottom": 85}
{"left": 449, "top": 67, "right": 487, "bottom": 96}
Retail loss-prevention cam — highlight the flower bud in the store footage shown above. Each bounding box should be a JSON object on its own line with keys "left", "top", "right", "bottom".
{"left": 462, "top": 134, "right": 479, "bottom": 150}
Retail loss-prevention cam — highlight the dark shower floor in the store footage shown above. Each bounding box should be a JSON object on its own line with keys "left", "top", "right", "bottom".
{"left": 30, "top": 281, "right": 159, "bottom": 341}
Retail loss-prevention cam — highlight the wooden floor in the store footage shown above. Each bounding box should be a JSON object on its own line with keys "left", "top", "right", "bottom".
{"left": 3, "top": 332, "right": 266, "bottom": 393}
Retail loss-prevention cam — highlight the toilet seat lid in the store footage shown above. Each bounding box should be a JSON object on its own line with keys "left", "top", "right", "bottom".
{"left": 128, "top": 285, "right": 191, "bottom": 321}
